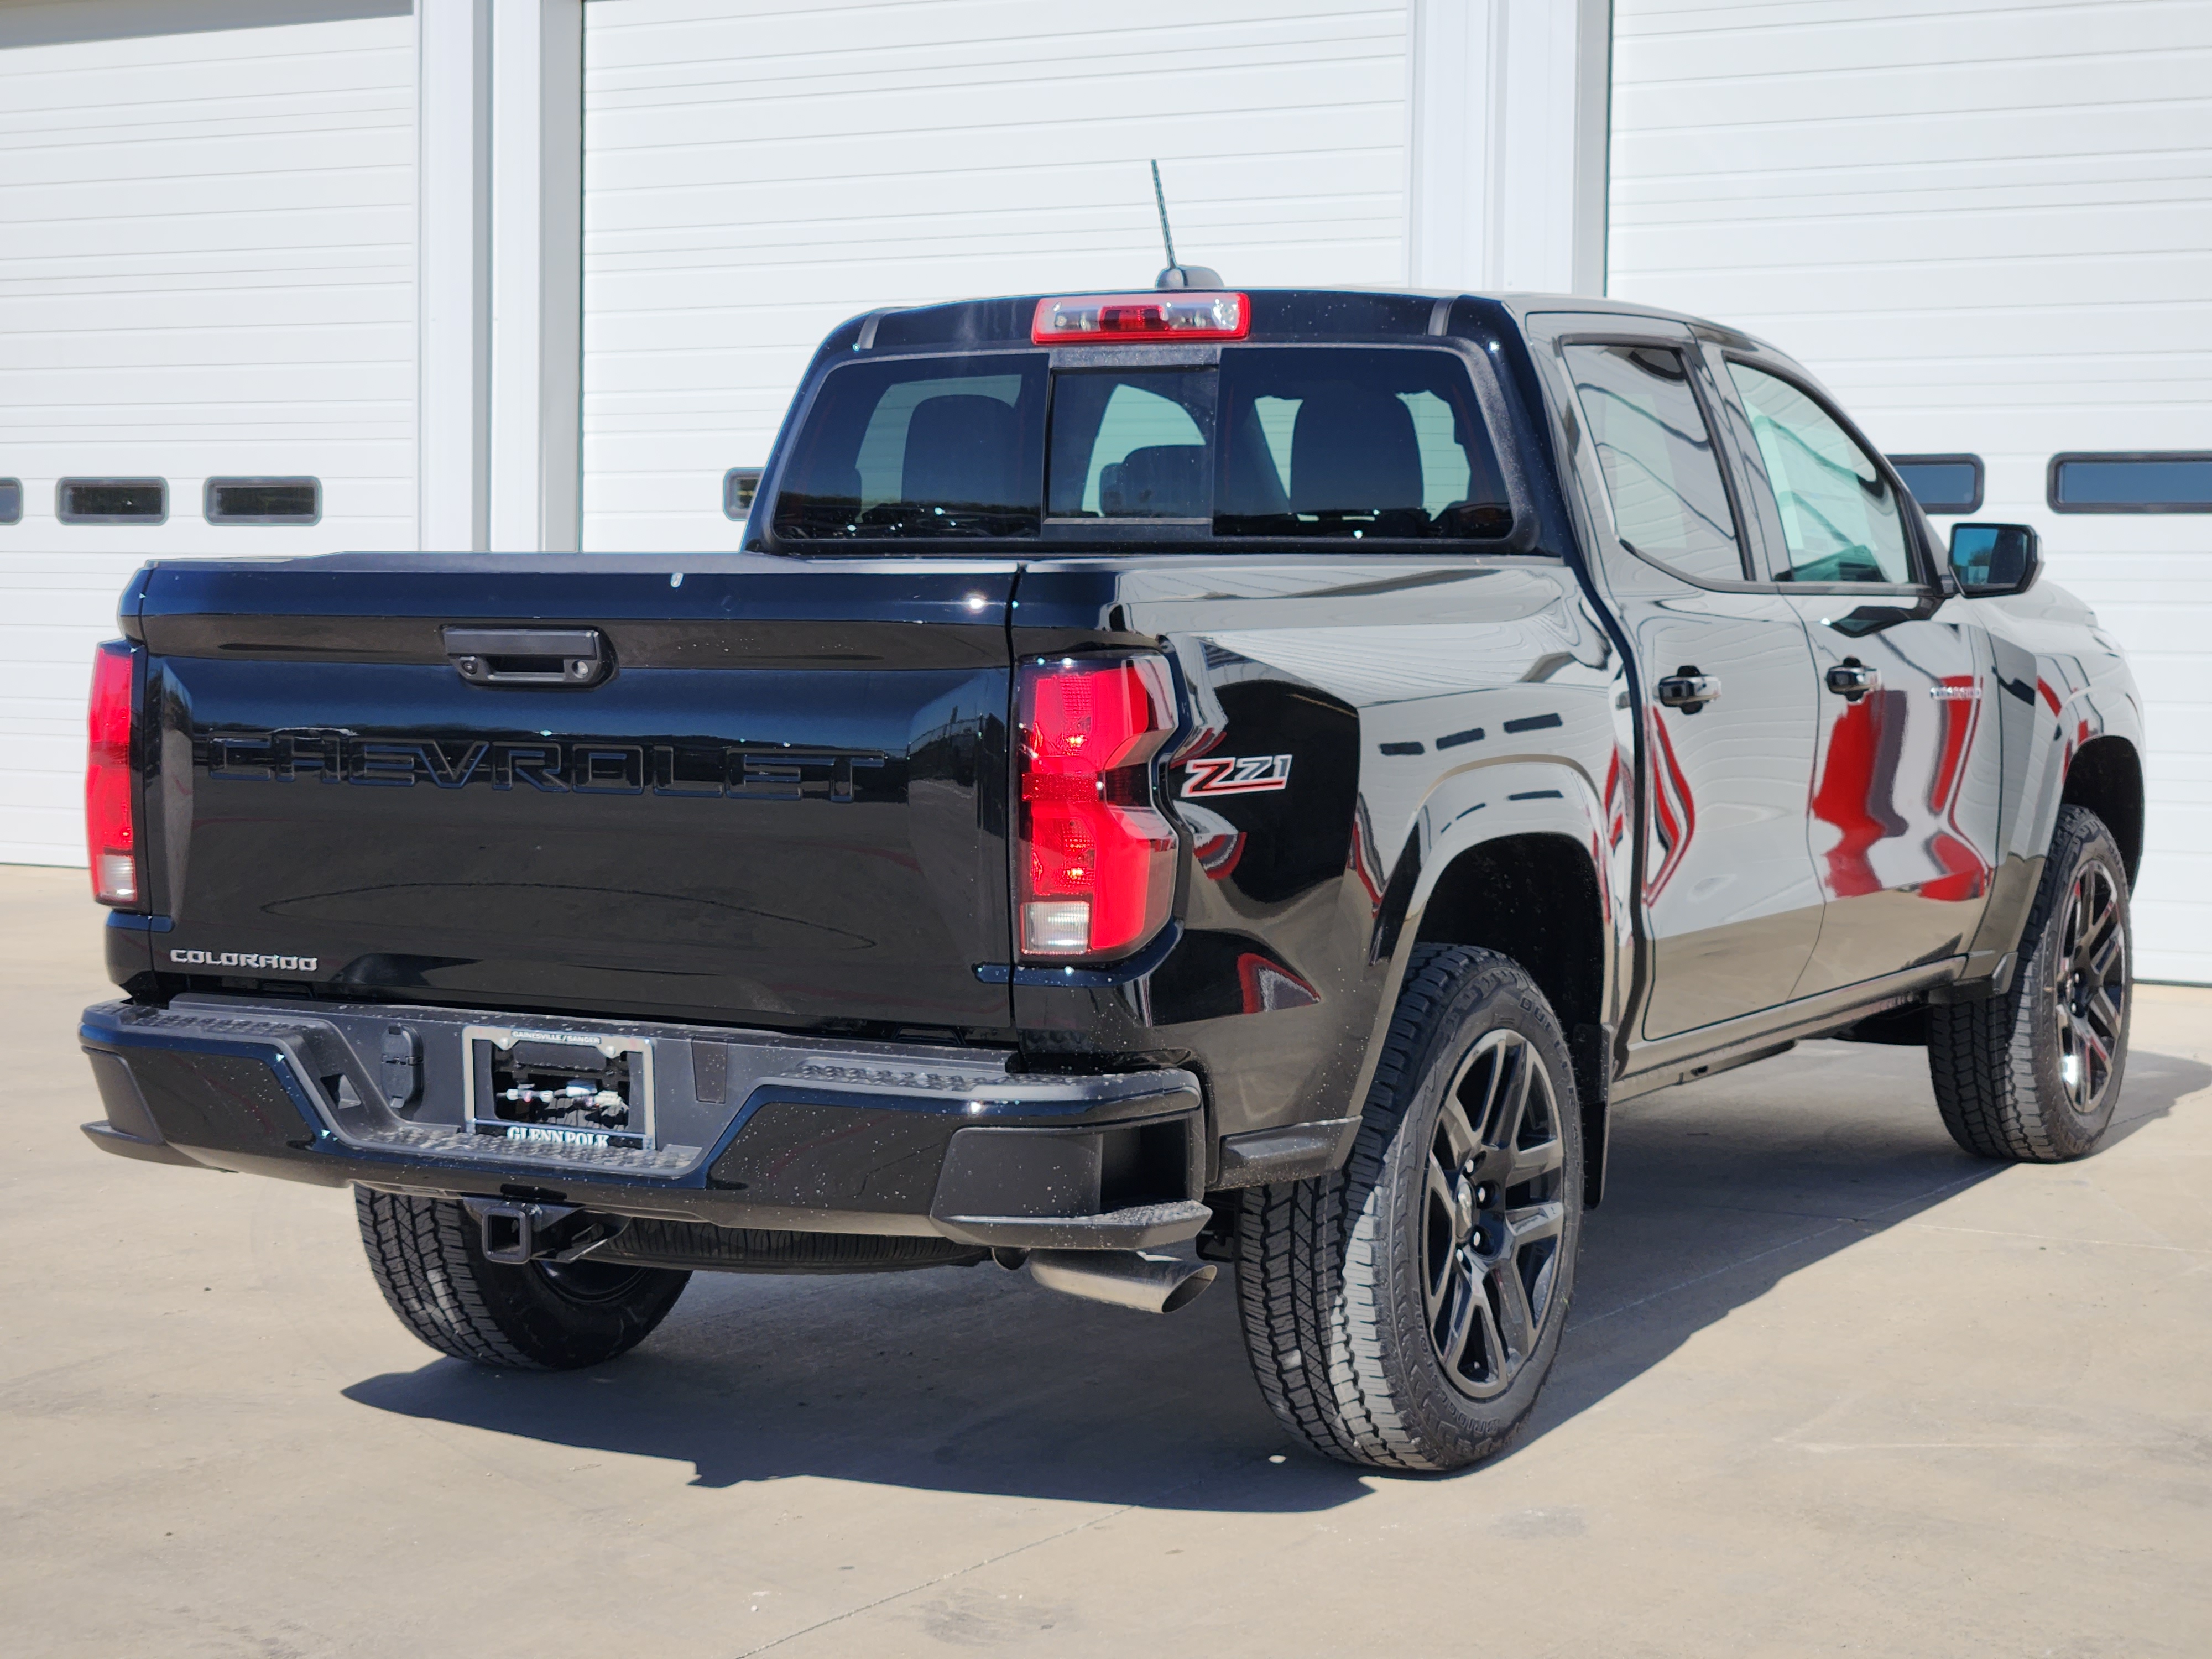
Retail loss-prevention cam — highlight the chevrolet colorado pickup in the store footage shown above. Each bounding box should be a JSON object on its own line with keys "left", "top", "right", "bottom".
{"left": 78, "top": 286, "right": 2143, "bottom": 1472}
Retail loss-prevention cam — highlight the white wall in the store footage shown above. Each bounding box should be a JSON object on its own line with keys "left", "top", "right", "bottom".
{"left": 1608, "top": 0, "right": 2212, "bottom": 983}
{"left": 576, "top": 0, "right": 1608, "bottom": 550}
{"left": 0, "top": 0, "right": 419, "bottom": 864}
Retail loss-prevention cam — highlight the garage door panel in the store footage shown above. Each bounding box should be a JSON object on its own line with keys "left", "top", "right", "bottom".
{"left": 1618, "top": 106, "right": 2212, "bottom": 193}
{"left": 587, "top": 0, "right": 1395, "bottom": 74}
{"left": 1616, "top": 2, "right": 2212, "bottom": 73}
{"left": 581, "top": 0, "right": 1412, "bottom": 552}
{"left": 1619, "top": 152, "right": 2212, "bottom": 220}
{"left": 2, "top": 109, "right": 414, "bottom": 173}
{"left": 1615, "top": 0, "right": 2212, "bottom": 980}
{"left": 1613, "top": 254, "right": 2212, "bottom": 326}
{"left": 591, "top": 81, "right": 1404, "bottom": 165}
{"left": 1614, "top": 207, "right": 2212, "bottom": 279}
{"left": 0, "top": 9, "right": 415, "bottom": 865}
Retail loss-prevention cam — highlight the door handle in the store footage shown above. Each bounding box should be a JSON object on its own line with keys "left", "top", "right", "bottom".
{"left": 1655, "top": 671, "right": 1720, "bottom": 713}
{"left": 444, "top": 626, "right": 611, "bottom": 688}
{"left": 1825, "top": 661, "right": 1879, "bottom": 702}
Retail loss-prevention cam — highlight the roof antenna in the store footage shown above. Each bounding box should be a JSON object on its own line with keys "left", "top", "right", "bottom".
{"left": 1150, "top": 160, "right": 1222, "bottom": 290}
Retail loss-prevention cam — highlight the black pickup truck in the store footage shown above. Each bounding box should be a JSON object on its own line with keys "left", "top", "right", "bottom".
{"left": 79, "top": 286, "right": 2143, "bottom": 1472}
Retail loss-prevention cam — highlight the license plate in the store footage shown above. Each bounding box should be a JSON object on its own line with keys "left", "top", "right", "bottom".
{"left": 463, "top": 1026, "right": 655, "bottom": 1151}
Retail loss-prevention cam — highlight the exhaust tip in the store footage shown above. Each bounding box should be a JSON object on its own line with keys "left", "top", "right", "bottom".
{"left": 1026, "top": 1249, "right": 1217, "bottom": 1314}
{"left": 1157, "top": 1261, "right": 1217, "bottom": 1314}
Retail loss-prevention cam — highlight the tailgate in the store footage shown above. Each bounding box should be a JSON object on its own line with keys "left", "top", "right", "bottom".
{"left": 134, "top": 556, "right": 1016, "bottom": 1034}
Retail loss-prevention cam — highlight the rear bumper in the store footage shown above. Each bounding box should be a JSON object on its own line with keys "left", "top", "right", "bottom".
{"left": 79, "top": 997, "right": 1209, "bottom": 1250}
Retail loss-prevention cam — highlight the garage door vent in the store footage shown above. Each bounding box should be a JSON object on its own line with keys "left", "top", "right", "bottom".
{"left": 2047, "top": 453, "right": 2212, "bottom": 515}
{"left": 58, "top": 479, "right": 166, "bottom": 524}
{"left": 1888, "top": 454, "right": 1983, "bottom": 517}
{"left": 205, "top": 478, "right": 322, "bottom": 525}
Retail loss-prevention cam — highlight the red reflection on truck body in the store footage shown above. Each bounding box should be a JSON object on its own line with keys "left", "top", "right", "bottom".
{"left": 1810, "top": 679, "right": 1990, "bottom": 904}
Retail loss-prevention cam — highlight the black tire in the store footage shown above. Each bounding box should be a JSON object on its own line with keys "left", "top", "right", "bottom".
{"left": 355, "top": 1188, "right": 690, "bottom": 1369}
{"left": 1236, "top": 946, "right": 1582, "bottom": 1472}
{"left": 1928, "top": 804, "right": 2132, "bottom": 1162}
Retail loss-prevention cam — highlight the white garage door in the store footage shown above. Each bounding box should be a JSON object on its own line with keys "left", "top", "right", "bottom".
{"left": 1608, "top": 1, "right": 2212, "bottom": 983}
{"left": 0, "top": 1, "right": 416, "bottom": 865}
{"left": 580, "top": 0, "right": 1416, "bottom": 551}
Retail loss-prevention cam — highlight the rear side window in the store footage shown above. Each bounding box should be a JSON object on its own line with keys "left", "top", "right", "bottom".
{"left": 1213, "top": 348, "right": 1510, "bottom": 539}
{"left": 773, "top": 354, "right": 1046, "bottom": 540}
{"left": 1562, "top": 344, "right": 1745, "bottom": 583}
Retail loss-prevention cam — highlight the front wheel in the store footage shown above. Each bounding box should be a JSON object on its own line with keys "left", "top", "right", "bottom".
{"left": 1237, "top": 946, "right": 1583, "bottom": 1472}
{"left": 356, "top": 1188, "right": 690, "bottom": 1369}
{"left": 1928, "top": 804, "right": 2133, "bottom": 1162}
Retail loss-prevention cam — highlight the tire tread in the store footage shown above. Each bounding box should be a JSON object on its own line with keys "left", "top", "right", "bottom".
{"left": 1928, "top": 805, "right": 2128, "bottom": 1164}
{"left": 1237, "top": 945, "right": 1577, "bottom": 1472}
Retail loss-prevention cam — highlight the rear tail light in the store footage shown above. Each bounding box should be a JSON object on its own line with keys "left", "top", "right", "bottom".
{"left": 1017, "top": 655, "right": 1180, "bottom": 961}
{"left": 1031, "top": 291, "right": 1249, "bottom": 344}
{"left": 86, "top": 641, "right": 140, "bottom": 907}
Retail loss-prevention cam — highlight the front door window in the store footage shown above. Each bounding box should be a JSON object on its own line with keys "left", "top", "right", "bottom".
{"left": 1727, "top": 363, "right": 1913, "bottom": 584}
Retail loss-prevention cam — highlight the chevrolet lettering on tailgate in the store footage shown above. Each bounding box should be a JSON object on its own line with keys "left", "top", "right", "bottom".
{"left": 201, "top": 733, "right": 885, "bottom": 800}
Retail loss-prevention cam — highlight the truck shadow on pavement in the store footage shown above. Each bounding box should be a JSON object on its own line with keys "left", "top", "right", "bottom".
{"left": 343, "top": 1041, "right": 2206, "bottom": 1508}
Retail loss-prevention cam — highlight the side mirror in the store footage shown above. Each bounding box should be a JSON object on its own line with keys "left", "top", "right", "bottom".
{"left": 1948, "top": 523, "right": 2041, "bottom": 597}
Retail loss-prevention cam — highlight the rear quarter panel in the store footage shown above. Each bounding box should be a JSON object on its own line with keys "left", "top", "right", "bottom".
{"left": 1008, "top": 556, "right": 1625, "bottom": 1147}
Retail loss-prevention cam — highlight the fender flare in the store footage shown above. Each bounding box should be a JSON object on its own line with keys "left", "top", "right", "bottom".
{"left": 1354, "top": 754, "right": 1623, "bottom": 1205}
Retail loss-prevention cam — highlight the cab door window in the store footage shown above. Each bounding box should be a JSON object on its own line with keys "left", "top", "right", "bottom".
{"left": 1562, "top": 343, "right": 1746, "bottom": 584}
{"left": 1726, "top": 363, "right": 1913, "bottom": 584}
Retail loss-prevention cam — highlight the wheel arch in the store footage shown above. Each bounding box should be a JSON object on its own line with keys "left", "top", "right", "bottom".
{"left": 1412, "top": 831, "right": 1607, "bottom": 1040}
{"left": 2061, "top": 735, "right": 2143, "bottom": 888}
{"left": 1406, "top": 826, "right": 1614, "bottom": 1207}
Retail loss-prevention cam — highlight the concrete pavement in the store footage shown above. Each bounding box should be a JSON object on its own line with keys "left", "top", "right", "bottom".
{"left": 4, "top": 862, "right": 2208, "bottom": 1656}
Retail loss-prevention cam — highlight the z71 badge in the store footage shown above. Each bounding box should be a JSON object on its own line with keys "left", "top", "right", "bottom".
{"left": 1180, "top": 754, "right": 1293, "bottom": 798}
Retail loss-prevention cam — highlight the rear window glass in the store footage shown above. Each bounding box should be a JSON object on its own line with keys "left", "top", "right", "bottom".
{"left": 773, "top": 354, "right": 1046, "bottom": 540}
{"left": 770, "top": 346, "right": 1512, "bottom": 545}
{"left": 1048, "top": 369, "right": 1213, "bottom": 518}
{"left": 1213, "top": 348, "right": 1510, "bottom": 539}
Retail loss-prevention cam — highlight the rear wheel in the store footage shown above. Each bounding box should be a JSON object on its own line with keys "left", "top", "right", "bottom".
{"left": 355, "top": 1188, "right": 689, "bottom": 1369}
{"left": 1928, "top": 805, "right": 2132, "bottom": 1162}
{"left": 1236, "top": 946, "right": 1582, "bottom": 1471}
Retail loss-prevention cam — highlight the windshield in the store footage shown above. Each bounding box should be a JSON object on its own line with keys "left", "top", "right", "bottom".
{"left": 770, "top": 345, "right": 1512, "bottom": 545}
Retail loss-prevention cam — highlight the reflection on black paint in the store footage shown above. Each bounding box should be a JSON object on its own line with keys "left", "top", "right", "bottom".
{"left": 1150, "top": 931, "right": 1322, "bottom": 1024}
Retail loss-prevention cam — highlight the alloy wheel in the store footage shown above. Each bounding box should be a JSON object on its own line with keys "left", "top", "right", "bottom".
{"left": 1421, "top": 1029, "right": 1567, "bottom": 1401}
{"left": 2053, "top": 862, "right": 2127, "bottom": 1115}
